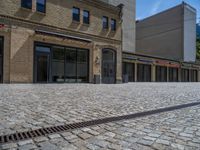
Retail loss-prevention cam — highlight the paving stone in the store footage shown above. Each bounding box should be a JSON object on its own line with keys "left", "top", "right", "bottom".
{"left": 143, "top": 136, "right": 157, "bottom": 141}
{"left": 18, "top": 139, "right": 34, "bottom": 146}
{"left": 48, "top": 134, "right": 61, "bottom": 139}
{"left": 171, "top": 143, "right": 185, "bottom": 150}
{"left": 0, "top": 142, "right": 18, "bottom": 149}
{"left": 78, "top": 133, "right": 92, "bottom": 140}
{"left": 33, "top": 136, "right": 49, "bottom": 143}
{"left": 18, "top": 144, "right": 37, "bottom": 150}
{"left": 156, "top": 139, "right": 170, "bottom": 145}
{"left": 37, "top": 141, "right": 58, "bottom": 150}
{"left": 179, "top": 132, "right": 193, "bottom": 138}
{"left": 137, "top": 139, "right": 154, "bottom": 146}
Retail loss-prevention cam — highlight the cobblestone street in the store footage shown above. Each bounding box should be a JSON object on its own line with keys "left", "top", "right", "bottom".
{"left": 0, "top": 83, "right": 200, "bottom": 149}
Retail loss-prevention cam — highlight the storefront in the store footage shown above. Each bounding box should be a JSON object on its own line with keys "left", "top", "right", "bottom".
{"left": 181, "top": 69, "right": 190, "bottom": 82}
{"left": 190, "top": 69, "right": 198, "bottom": 82}
{"left": 168, "top": 67, "right": 179, "bottom": 82}
{"left": 34, "top": 43, "right": 89, "bottom": 83}
{"left": 156, "top": 66, "right": 167, "bottom": 82}
{"left": 123, "top": 62, "right": 135, "bottom": 82}
{"left": 137, "top": 63, "right": 152, "bottom": 82}
{"left": 0, "top": 36, "right": 3, "bottom": 83}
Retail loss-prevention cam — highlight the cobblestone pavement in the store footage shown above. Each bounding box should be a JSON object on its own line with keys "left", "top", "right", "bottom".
{"left": 0, "top": 83, "right": 200, "bottom": 149}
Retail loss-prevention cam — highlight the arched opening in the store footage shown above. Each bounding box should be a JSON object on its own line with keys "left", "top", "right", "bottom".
{"left": 102, "top": 49, "right": 116, "bottom": 84}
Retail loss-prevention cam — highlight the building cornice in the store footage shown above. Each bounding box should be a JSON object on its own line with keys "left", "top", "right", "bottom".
{"left": 78, "top": 0, "right": 121, "bottom": 14}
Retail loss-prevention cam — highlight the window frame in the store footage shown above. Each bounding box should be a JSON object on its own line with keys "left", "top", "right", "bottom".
{"left": 102, "top": 16, "right": 109, "bottom": 29}
{"left": 83, "top": 10, "right": 90, "bottom": 24}
{"left": 72, "top": 7, "right": 80, "bottom": 22}
{"left": 36, "top": 0, "right": 46, "bottom": 13}
{"left": 21, "top": 0, "right": 32, "bottom": 10}
{"left": 111, "top": 19, "right": 116, "bottom": 31}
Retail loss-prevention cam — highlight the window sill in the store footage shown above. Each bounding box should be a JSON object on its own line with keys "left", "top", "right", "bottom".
{"left": 72, "top": 20, "right": 80, "bottom": 24}
{"left": 83, "top": 23, "right": 90, "bottom": 27}
{"left": 35, "top": 11, "right": 46, "bottom": 16}
{"left": 21, "top": 7, "right": 32, "bottom": 12}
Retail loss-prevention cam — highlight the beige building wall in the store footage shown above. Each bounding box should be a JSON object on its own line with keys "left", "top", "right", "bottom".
{"left": 136, "top": 3, "right": 196, "bottom": 62}
{"left": 0, "top": 0, "right": 122, "bottom": 83}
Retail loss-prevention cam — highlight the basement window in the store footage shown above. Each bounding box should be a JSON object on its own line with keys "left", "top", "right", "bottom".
{"left": 21, "top": 0, "right": 32, "bottom": 9}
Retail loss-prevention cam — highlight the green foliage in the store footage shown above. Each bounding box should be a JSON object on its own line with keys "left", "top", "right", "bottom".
{"left": 197, "top": 37, "right": 200, "bottom": 60}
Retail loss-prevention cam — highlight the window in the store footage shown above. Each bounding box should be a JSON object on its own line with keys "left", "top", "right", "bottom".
{"left": 21, "top": 0, "right": 32, "bottom": 9}
{"left": 0, "top": 37, "right": 3, "bottom": 83}
{"left": 111, "top": 19, "right": 116, "bottom": 31}
{"left": 37, "top": 0, "right": 46, "bottom": 13}
{"left": 102, "top": 16, "right": 109, "bottom": 29}
{"left": 83, "top": 10, "right": 90, "bottom": 24}
{"left": 72, "top": 7, "right": 80, "bottom": 22}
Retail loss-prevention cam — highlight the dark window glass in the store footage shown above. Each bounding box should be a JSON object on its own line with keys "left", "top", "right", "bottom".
{"left": 72, "top": 7, "right": 80, "bottom": 22}
{"left": 0, "top": 37, "right": 3, "bottom": 56}
{"left": 65, "top": 48, "right": 77, "bottom": 83}
{"left": 191, "top": 70, "right": 198, "bottom": 82}
{"left": 77, "top": 49, "right": 88, "bottom": 83}
{"left": 156, "top": 66, "right": 167, "bottom": 82}
{"left": 169, "top": 67, "right": 178, "bottom": 82}
{"left": 137, "top": 64, "right": 151, "bottom": 82}
{"left": 52, "top": 46, "right": 65, "bottom": 82}
{"left": 21, "top": 0, "right": 32, "bottom": 9}
{"left": 0, "top": 37, "right": 3, "bottom": 83}
{"left": 35, "top": 46, "right": 50, "bottom": 83}
{"left": 37, "top": 0, "right": 46, "bottom": 13}
{"left": 103, "top": 16, "right": 109, "bottom": 29}
{"left": 123, "top": 63, "right": 135, "bottom": 82}
{"left": 111, "top": 19, "right": 116, "bottom": 31}
{"left": 181, "top": 69, "right": 189, "bottom": 82}
{"left": 83, "top": 10, "right": 90, "bottom": 24}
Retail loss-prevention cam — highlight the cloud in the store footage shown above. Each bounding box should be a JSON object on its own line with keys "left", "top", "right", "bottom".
{"left": 150, "top": 0, "right": 163, "bottom": 15}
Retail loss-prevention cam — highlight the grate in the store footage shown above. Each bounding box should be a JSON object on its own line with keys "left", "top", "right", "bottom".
{"left": 0, "top": 101, "right": 200, "bottom": 144}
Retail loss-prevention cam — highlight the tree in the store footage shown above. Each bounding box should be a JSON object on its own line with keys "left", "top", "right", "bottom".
{"left": 197, "top": 37, "right": 200, "bottom": 60}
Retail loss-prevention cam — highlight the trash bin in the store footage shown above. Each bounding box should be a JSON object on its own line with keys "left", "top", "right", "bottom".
{"left": 94, "top": 75, "right": 101, "bottom": 84}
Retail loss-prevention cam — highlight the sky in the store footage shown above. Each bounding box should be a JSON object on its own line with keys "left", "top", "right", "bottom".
{"left": 136, "top": 0, "right": 200, "bottom": 23}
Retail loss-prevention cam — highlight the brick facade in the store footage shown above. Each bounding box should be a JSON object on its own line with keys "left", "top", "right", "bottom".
{"left": 0, "top": 0, "right": 122, "bottom": 83}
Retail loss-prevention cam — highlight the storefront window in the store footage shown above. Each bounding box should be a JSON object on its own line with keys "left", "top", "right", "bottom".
{"left": 52, "top": 46, "right": 65, "bottom": 82}
{"left": 0, "top": 37, "right": 3, "bottom": 83}
{"left": 156, "top": 66, "right": 167, "bottom": 82}
{"left": 35, "top": 43, "right": 89, "bottom": 83}
{"left": 137, "top": 64, "right": 151, "bottom": 82}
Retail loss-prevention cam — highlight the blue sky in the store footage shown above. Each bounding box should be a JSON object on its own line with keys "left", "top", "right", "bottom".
{"left": 136, "top": 0, "right": 200, "bottom": 23}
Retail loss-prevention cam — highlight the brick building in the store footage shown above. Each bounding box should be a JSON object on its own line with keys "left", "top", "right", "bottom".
{"left": 0, "top": 0, "right": 123, "bottom": 83}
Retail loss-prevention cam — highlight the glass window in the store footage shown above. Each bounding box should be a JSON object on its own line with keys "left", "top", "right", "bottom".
{"left": 111, "top": 19, "right": 116, "bottom": 31}
{"left": 35, "top": 46, "right": 50, "bottom": 83}
{"left": 37, "top": 0, "right": 46, "bottom": 13}
{"left": 0, "top": 37, "right": 3, "bottom": 56}
{"left": 65, "top": 48, "right": 77, "bottom": 83}
{"left": 21, "top": 0, "right": 32, "bottom": 9}
{"left": 103, "top": 16, "right": 109, "bottom": 29}
{"left": 52, "top": 46, "right": 65, "bottom": 82}
{"left": 77, "top": 49, "right": 88, "bottom": 83}
{"left": 72, "top": 7, "right": 80, "bottom": 22}
{"left": 0, "top": 37, "right": 3, "bottom": 83}
{"left": 156, "top": 66, "right": 167, "bottom": 82}
{"left": 83, "top": 10, "right": 90, "bottom": 24}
